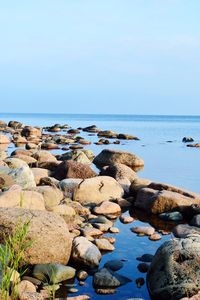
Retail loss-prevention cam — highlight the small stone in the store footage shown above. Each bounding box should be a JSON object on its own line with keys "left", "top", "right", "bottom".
{"left": 149, "top": 233, "right": 162, "bottom": 241}
{"left": 104, "top": 260, "right": 124, "bottom": 271}
{"left": 109, "top": 227, "right": 120, "bottom": 233}
{"left": 136, "top": 277, "right": 145, "bottom": 288}
{"left": 137, "top": 263, "right": 149, "bottom": 273}
{"left": 77, "top": 270, "right": 88, "bottom": 281}
{"left": 68, "top": 288, "right": 79, "bottom": 293}
{"left": 96, "top": 288, "right": 116, "bottom": 294}
{"left": 136, "top": 254, "right": 154, "bottom": 263}
{"left": 119, "top": 215, "right": 134, "bottom": 224}
{"left": 95, "top": 238, "right": 115, "bottom": 251}
{"left": 131, "top": 226, "right": 155, "bottom": 236}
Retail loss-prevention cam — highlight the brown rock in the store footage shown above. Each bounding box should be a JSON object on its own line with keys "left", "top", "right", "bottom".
{"left": 0, "top": 134, "right": 10, "bottom": 144}
{"left": 93, "top": 201, "right": 121, "bottom": 215}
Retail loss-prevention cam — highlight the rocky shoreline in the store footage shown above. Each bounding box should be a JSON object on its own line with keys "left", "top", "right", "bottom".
{"left": 0, "top": 119, "right": 200, "bottom": 300}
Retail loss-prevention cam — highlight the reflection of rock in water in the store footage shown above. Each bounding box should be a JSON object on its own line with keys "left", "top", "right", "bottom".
{"left": 129, "top": 207, "right": 185, "bottom": 233}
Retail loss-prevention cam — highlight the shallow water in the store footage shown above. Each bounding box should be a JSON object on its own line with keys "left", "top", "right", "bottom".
{"left": 1, "top": 113, "right": 200, "bottom": 299}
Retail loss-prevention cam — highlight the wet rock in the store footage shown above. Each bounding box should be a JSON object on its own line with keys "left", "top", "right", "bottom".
{"left": 136, "top": 277, "right": 145, "bottom": 288}
{"left": 147, "top": 235, "right": 200, "bottom": 300}
{"left": 190, "top": 214, "right": 200, "bottom": 227}
{"left": 77, "top": 270, "right": 88, "bottom": 281}
{"left": 187, "top": 143, "right": 200, "bottom": 148}
{"left": 119, "top": 214, "right": 134, "bottom": 224}
{"left": 21, "top": 126, "right": 42, "bottom": 138}
{"left": 173, "top": 224, "right": 200, "bottom": 238}
{"left": 109, "top": 227, "right": 120, "bottom": 233}
{"left": 93, "top": 268, "right": 131, "bottom": 288}
{"left": 72, "top": 236, "right": 101, "bottom": 267}
{"left": 41, "top": 142, "right": 59, "bottom": 150}
{"left": 182, "top": 137, "right": 194, "bottom": 143}
{"left": 83, "top": 125, "right": 101, "bottom": 133}
{"left": 93, "top": 149, "right": 144, "bottom": 169}
{"left": 149, "top": 233, "right": 162, "bottom": 241}
{"left": 73, "top": 176, "right": 124, "bottom": 206}
{"left": 136, "top": 254, "right": 154, "bottom": 263}
{"left": 95, "top": 238, "right": 115, "bottom": 251}
{"left": 53, "top": 160, "right": 96, "bottom": 181}
{"left": 103, "top": 260, "right": 124, "bottom": 271}
{"left": 97, "top": 130, "right": 118, "bottom": 138}
{"left": 117, "top": 133, "right": 139, "bottom": 140}
{"left": 33, "top": 264, "right": 75, "bottom": 283}
{"left": 81, "top": 227, "right": 103, "bottom": 237}
{"left": 137, "top": 263, "right": 149, "bottom": 273}
{"left": 0, "top": 208, "right": 72, "bottom": 265}
{"left": 93, "top": 201, "right": 121, "bottom": 215}
{"left": 159, "top": 211, "right": 183, "bottom": 221}
{"left": 131, "top": 226, "right": 155, "bottom": 236}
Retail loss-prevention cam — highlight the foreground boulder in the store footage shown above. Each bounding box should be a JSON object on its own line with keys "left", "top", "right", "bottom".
{"left": 0, "top": 208, "right": 72, "bottom": 265}
{"left": 73, "top": 176, "right": 124, "bottom": 206}
{"left": 93, "top": 149, "right": 144, "bottom": 169}
{"left": 0, "top": 166, "right": 36, "bottom": 189}
{"left": 53, "top": 160, "right": 97, "bottom": 181}
{"left": 71, "top": 236, "right": 101, "bottom": 267}
{"left": 0, "top": 134, "right": 10, "bottom": 144}
{"left": 147, "top": 235, "right": 200, "bottom": 300}
{"left": 134, "top": 182, "right": 200, "bottom": 214}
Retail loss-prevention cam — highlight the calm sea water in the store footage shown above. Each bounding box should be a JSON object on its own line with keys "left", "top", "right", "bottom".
{"left": 1, "top": 113, "right": 200, "bottom": 299}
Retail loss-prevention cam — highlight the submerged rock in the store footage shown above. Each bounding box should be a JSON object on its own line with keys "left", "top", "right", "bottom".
{"left": 93, "top": 268, "right": 131, "bottom": 288}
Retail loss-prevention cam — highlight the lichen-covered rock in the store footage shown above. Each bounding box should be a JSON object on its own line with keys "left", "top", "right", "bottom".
{"left": 33, "top": 264, "right": 76, "bottom": 283}
{"left": 147, "top": 235, "right": 200, "bottom": 300}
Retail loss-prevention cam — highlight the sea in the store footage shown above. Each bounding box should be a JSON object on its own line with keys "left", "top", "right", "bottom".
{"left": 0, "top": 113, "right": 200, "bottom": 299}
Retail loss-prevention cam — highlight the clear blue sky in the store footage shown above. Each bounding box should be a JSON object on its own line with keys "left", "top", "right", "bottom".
{"left": 0, "top": 0, "right": 200, "bottom": 114}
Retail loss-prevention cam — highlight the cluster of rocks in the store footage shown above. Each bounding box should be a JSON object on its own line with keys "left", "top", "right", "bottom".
{"left": 0, "top": 120, "right": 200, "bottom": 299}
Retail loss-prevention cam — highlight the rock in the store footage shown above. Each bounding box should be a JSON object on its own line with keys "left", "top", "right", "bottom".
{"left": 95, "top": 288, "right": 116, "bottom": 294}
{"left": 187, "top": 143, "right": 200, "bottom": 148}
{"left": 64, "top": 199, "right": 89, "bottom": 216}
{"left": 31, "top": 168, "right": 50, "bottom": 185}
{"left": 136, "top": 254, "right": 154, "bottom": 263}
{"left": 39, "top": 176, "right": 59, "bottom": 187}
{"left": 137, "top": 263, "right": 149, "bottom": 273}
{"left": 95, "top": 238, "right": 115, "bottom": 251}
{"left": 21, "top": 126, "right": 42, "bottom": 138}
{"left": 59, "top": 150, "right": 91, "bottom": 165}
{"left": 182, "top": 137, "right": 194, "bottom": 143}
{"left": 32, "top": 150, "right": 57, "bottom": 164}
{"left": 93, "top": 149, "right": 144, "bottom": 169}
{"left": 0, "top": 208, "right": 72, "bottom": 265}
{"left": 13, "top": 136, "right": 28, "bottom": 144}
{"left": 74, "top": 176, "right": 124, "bottom": 206}
{"left": 147, "top": 235, "right": 200, "bottom": 299}
{"left": 17, "top": 280, "right": 36, "bottom": 299}
{"left": 93, "top": 268, "right": 131, "bottom": 288}
{"left": 71, "top": 236, "right": 101, "bottom": 267}
{"left": 12, "top": 155, "right": 37, "bottom": 165}
{"left": 19, "top": 292, "right": 43, "bottom": 300}
{"left": 119, "top": 214, "right": 134, "bottom": 224}
{"left": 135, "top": 182, "right": 200, "bottom": 214}
{"left": 11, "top": 149, "right": 33, "bottom": 157}
{"left": 136, "top": 277, "right": 145, "bottom": 288}
{"left": 0, "top": 188, "right": 45, "bottom": 210}
{"left": 8, "top": 120, "right": 24, "bottom": 129}
{"left": 93, "top": 201, "right": 121, "bottom": 215}
{"left": 149, "top": 233, "right": 162, "bottom": 241}
{"left": 35, "top": 186, "right": 63, "bottom": 210}
{"left": 53, "top": 160, "right": 96, "bottom": 181}
{"left": 81, "top": 227, "right": 103, "bottom": 237}
{"left": 51, "top": 204, "right": 76, "bottom": 217}
{"left": 97, "top": 130, "right": 118, "bottom": 138}
{"left": 0, "top": 134, "right": 10, "bottom": 144}
{"left": 109, "top": 227, "right": 120, "bottom": 233}
{"left": 4, "top": 157, "right": 28, "bottom": 169}
{"left": 117, "top": 133, "right": 139, "bottom": 140}
{"left": 0, "top": 173, "right": 15, "bottom": 190}
{"left": 59, "top": 178, "right": 82, "bottom": 198}
{"left": 0, "top": 150, "right": 7, "bottom": 160}
{"left": 26, "top": 143, "right": 38, "bottom": 150}
{"left": 159, "top": 211, "right": 183, "bottom": 221}
{"left": 0, "top": 166, "right": 36, "bottom": 189}
{"left": 66, "top": 296, "right": 90, "bottom": 300}
{"left": 89, "top": 216, "right": 113, "bottom": 228}
{"left": 33, "top": 264, "right": 76, "bottom": 283}
{"left": 41, "top": 142, "right": 59, "bottom": 150}
{"left": 83, "top": 125, "right": 101, "bottom": 133}
{"left": 131, "top": 226, "right": 155, "bottom": 236}
{"left": 77, "top": 270, "right": 88, "bottom": 281}
{"left": 190, "top": 214, "right": 200, "bottom": 228}
{"left": 173, "top": 224, "right": 200, "bottom": 238}
{"left": 129, "top": 178, "right": 152, "bottom": 195}
{"left": 103, "top": 260, "right": 124, "bottom": 271}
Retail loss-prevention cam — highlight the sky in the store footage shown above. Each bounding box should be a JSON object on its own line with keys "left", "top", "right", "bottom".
{"left": 0, "top": 0, "right": 200, "bottom": 115}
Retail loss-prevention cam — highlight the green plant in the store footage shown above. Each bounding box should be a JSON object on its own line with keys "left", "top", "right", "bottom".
{"left": 0, "top": 220, "right": 31, "bottom": 300}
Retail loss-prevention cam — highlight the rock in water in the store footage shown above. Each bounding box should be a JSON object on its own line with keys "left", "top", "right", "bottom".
{"left": 33, "top": 264, "right": 76, "bottom": 283}
{"left": 93, "top": 149, "right": 144, "bottom": 169}
{"left": 71, "top": 236, "right": 101, "bottom": 267}
{"left": 147, "top": 235, "right": 200, "bottom": 300}
{"left": 0, "top": 208, "right": 72, "bottom": 265}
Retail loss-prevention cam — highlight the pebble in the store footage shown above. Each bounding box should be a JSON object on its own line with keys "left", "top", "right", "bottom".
{"left": 120, "top": 215, "right": 134, "bottom": 224}
{"left": 109, "top": 227, "right": 120, "bottom": 233}
{"left": 96, "top": 288, "right": 116, "bottom": 294}
{"left": 136, "top": 277, "right": 145, "bottom": 288}
{"left": 77, "top": 270, "right": 88, "bottom": 281}
{"left": 149, "top": 233, "right": 162, "bottom": 241}
{"left": 131, "top": 226, "right": 155, "bottom": 236}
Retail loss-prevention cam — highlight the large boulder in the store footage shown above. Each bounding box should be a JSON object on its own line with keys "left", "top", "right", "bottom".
{"left": 0, "top": 187, "right": 45, "bottom": 210}
{"left": 71, "top": 236, "right": 101, "bottom": 267}
{"left": 31, "top": 168, "right": 50, "bottom": 185}
{"left": 73, "top": 176, "right": 124, "bottom": 206}
{"left": 134, "top": 182, "right": 200, "bottom": 214}
{"left": 0, "top": 208, "right": 72, "bottom": 265}
{"left": 32, "top": 150, "right": 57, "bottom": 163}
{"left": 59, "top": 150, "right": 92, "bottom": 165}
{"left": 4, "top": 157, "right": 28, "bottom": 169}
{"left": 147, "top": 235, "right": 200, "bottom": 300}
{"left": 53, "top": 160, "right": 97, "bottom": 181}
{"left": 21, "top": 126, "right": 42, "bottom": 138}
{"left": 59, "top": 178, "right": 82, "bottom": 198}
{"left": 93, "top": 149, "right": 144, "bottom": 170}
